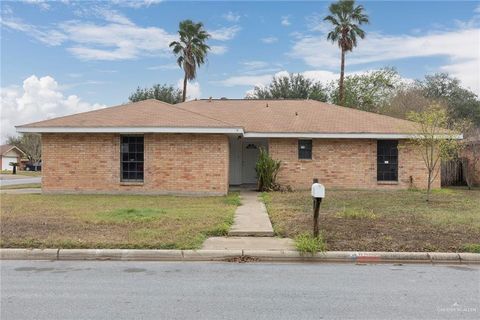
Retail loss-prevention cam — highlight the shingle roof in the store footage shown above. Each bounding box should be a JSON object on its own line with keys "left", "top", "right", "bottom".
{"left": 176, "top": 99, "right": 422, "bottom": 134}
{"left": 17, "top": 98, "right": 428, "bottom": 135}
{"left": 0, "top": 144, "right": 25, "bottom": 156}
{"left": 17, "top": 99, "right": 237, "bottom": 129}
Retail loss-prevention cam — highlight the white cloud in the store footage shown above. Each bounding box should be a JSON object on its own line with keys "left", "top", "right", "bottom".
{"left": 1, "top": 11, "right": 176, "bottom": 61}
{"left": 261, "top": 36, "right": 278, "bottom": 44}
{"left": 302, "top": 70, "right": 339, "bottom": 83}
{"left": 21, "top": 0, "right": 50, "bottom": 10}
{"left": 96, "top": 8, "right": 134, "bottom": 25}
{"left": 0, "top": 75, "right": 106, "bottom": 142}
{"left": 216, "top": 71, "right": 289, "bottom": 87}
{"left": 291, "top": 28, "right": 480, "bottom": 94}
{"left": 242, "top": 61, "right": 269, "bottom": 69}
{"left": 0, "top": 17, "right": 67, "bottom": 46}
{"left": 210, "top": 45, "right": 228, "bottom": 55}
{"left": 177, "top": 79, "right": 201, "bottom": 100}
{"left": 222, "top": 11, "right": 240, "bottom": 23}
{"left": 110, "top": 0, "right": 163, "bottom": 8}
{"left": 147, "top": 64, "right": 178, "bottom": 70}
{"left": 209, "top": 26, "right": 241, "bottom": 41}
{"left": 306, "top": 12, "right": 330, "bottom": 33}
{"left": 281, "top": 16, "right": 291, "bottom": 26}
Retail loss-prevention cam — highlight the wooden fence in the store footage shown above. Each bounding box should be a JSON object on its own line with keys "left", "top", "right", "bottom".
{"left": 441, "top": 160, "right": 465, "bottom": 186}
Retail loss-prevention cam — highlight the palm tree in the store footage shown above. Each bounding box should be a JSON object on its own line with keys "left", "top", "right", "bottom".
{"left": 324, "top": 0, "right": 369, "bottom": 106}
{"left": 169, "top": 20, "right": 210, "bottom": 102}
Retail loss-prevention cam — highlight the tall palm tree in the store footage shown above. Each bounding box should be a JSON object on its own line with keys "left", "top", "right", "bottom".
{"left": 324, "top": 0, "right": 369, "bottom": 106}
{"left": 169, "top": 20, "right": 210, "bottom": 102}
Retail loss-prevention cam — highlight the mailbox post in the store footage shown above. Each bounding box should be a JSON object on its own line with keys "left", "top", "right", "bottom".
{"left": 311, "top": 178, "right": 325, "bottom": 237}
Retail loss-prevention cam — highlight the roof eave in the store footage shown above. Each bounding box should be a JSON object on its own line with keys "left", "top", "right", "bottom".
{"left": 16, "top": 126, "right": 244, "bottom": 135}
{"left": 243, "top": 132, "right": 463, "bottom": 140}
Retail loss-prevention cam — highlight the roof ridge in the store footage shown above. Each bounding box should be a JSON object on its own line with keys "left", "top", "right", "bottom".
{"left": 172, "top": 103, "right": 240, "bottom": 127}
{"left": 308, "top": 100, "right": 420, "bottom": 125}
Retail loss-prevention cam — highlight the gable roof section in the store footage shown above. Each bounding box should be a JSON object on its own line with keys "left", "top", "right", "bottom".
{"left": 0, "top": 144, "right": 26, "bottom": 157}
{"left": 17, "top": 98, "right": 459, "bottom": 139}
{"left": 16, "top": 99, "right": 242, "bottom": 134}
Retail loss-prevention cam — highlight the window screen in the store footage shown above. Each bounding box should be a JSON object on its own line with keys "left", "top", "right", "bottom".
{"left": 121, "top": 136, "right": 144, "bottom": 181}
{"left": 298, "top": 140, "right": 312, "bottom": 160}
{"left": 377, "top": 140, "right": 398, "bottom": 181}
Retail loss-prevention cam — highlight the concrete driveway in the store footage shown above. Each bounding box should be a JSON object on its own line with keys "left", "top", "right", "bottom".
{"left": 0, "top": 174, "right": 41, "bottom": 187}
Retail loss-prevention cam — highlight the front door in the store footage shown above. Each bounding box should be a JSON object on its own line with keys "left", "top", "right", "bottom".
{"left": 241, "top": 139, "right": 267, "bottom": 184}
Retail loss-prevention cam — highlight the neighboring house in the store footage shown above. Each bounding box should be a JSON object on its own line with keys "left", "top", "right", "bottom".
{"left": 16, "top": 99, "right": 457, "bottom": 195}
{"left": 0, "top": 145, "right": 25, "bottom": 171}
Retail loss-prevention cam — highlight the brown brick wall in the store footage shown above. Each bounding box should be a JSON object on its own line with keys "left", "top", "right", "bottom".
{"left": 268, "top": 138, "right": 440, "bottom": 190}
{"left": 42, "top": 133, "right": 229, "bottom": 195}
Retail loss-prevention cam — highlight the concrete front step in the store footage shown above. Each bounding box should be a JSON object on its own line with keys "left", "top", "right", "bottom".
{"left": 228, "top": 230, "right": 275, "bottom": 237}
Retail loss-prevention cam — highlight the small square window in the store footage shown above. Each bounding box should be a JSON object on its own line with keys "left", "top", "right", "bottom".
{"left": 298, "top": 140, "right": 312, "bottom": 160}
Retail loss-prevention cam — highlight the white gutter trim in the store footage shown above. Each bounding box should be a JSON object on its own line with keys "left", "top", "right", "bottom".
{"left": 16, "top": 127, "right": 244, "bottom": 134}
{"left": 15, "top": 127, "right": 463, "bottom": 140}
{"left": 243, "top": 132, "right": 463, "bottom": 140}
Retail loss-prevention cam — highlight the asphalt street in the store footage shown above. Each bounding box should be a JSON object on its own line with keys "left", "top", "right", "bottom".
{"left": 1, "top": 260, "right": 479, "bottom": 320}
{"left": 0, "top": 177, "right": 41, "bottom": 186}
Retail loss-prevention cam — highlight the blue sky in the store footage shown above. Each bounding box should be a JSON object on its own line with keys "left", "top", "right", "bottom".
{"left": 1, "top": 0, "right": 479, "bottom": 141}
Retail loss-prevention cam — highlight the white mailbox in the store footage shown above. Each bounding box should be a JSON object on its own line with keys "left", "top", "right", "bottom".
{"left": 311, "top": 183, "right": 325, "bottom": 198}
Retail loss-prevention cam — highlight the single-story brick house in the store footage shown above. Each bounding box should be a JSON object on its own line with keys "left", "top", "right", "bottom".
{"left": 16, "top": 99, "right": 457, "bottom": 195}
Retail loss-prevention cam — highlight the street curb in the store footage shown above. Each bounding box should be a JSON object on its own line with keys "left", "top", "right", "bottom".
{"left": 1, "top": 248, "right": 479, "bottom": 264}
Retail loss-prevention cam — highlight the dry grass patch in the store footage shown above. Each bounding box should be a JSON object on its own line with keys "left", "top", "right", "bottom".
{"left": 262, "top": 188, "right": 480, "bottom": 252}
{"left": 0, "top": 193, "right": 239, "bottom": 249}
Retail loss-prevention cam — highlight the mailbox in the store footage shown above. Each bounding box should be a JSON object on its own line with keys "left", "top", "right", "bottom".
{"left": 311, "top": 183, "right": 325, "bottom": 198}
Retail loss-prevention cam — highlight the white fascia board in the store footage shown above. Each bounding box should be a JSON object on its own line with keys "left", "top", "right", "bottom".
{"left": 16, "top": 127, "right": 245, "bottom": 134}
{"left": 243, "top": 132, "right": 463, "bottom": 140}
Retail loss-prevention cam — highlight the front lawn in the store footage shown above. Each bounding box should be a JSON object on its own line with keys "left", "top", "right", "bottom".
{"left": 0, "top": 183, "right": 41, "bottom": 190}
{"left": 262, "top": 188, "right": 480, "bottom": 252}
{"left": 0, "top": 193, "right": 239, "bottom": 249}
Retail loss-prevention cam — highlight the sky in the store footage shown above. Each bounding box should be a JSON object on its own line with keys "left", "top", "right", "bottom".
{"left": 1, "top": 0, "right": 479, "bottom": 142}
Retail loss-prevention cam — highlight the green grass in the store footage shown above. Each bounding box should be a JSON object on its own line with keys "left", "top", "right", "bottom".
{"left": 263, "top": 188, "right": 480, "bottom": 252}
{"left": 0, "top": 183, "right": 41, "bottom": 190}
{"left": 461, "top": 243, "right": 480, "bottom": 253}
{"left": 294, "top": 233, "right": 327, "bottom": 254}
{"left": 0, "top": 170, "right": 42, "bottom": 177}
{"left": 96, "top": 208, "right": 167, "bottom": 222}
{"left": 0, "top": 192, "right": 239, "bottom": 250}
{"left": 335, "top": 207, "right": 377, "bottom": 220}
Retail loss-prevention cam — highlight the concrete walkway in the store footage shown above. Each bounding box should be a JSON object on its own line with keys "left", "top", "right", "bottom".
{"left": 228, "top": 191, "right": 274, "bottom": 237}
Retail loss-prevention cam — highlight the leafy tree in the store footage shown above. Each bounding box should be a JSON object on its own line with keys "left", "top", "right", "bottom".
{"left": 383, "top": 86, "right": 432, "bottom": 119}
{"left": 330, "top": 68, "right": 401, "bottom": 113}
{"left": 417, "top": 73, "right": 480, "bottom": 126}
{"left": 246, "top": 73, "right": 328, "bottom": 101}
{"left": 129, "top": 84, "right": 183, "bottom": 104}
{"left": 407, "top": 105, "right": 463, "bottom": 202}
{"left": 7, "top": 134, "right": 41, "bottom": 164}
{"left": 170, "top": 20, "right": 210, "bottom": 102}
{"left": 324, "top": 0, "right": 369, "bottom": 106}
